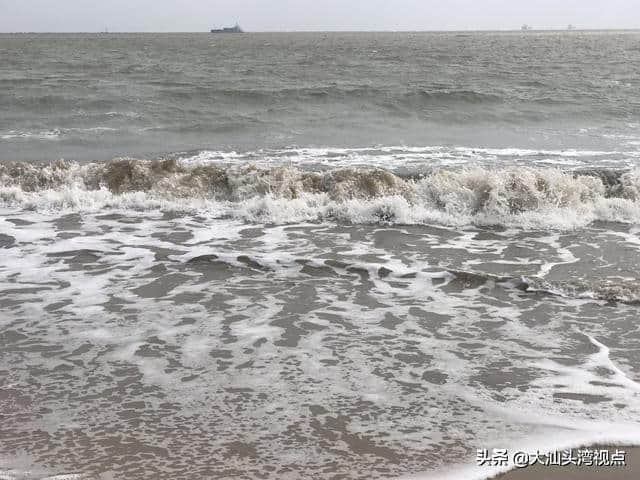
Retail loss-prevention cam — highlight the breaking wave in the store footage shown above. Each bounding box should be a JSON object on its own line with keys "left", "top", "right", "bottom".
{"left": 3, "top": 158, "right": 640, "bottom": 228}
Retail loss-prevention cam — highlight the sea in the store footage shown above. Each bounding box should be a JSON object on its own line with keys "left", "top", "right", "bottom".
{"left": 1, "top": 31, "right": 640, "bottom": 480}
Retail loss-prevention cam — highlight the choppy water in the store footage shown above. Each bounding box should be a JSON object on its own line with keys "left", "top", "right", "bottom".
{"left": 1, "top": 32, "right": 640, "bottom": 480}
{"left": 2, "top": 31, "right": 640, "bottom": 162}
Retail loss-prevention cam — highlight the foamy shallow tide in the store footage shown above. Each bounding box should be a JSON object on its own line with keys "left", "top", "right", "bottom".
{"left": 1, "top": 204, "right": 639, "bottom": 479}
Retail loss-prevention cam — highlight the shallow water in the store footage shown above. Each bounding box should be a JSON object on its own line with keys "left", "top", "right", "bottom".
{"left": 2, "top": 206, "right": 640, "bottom": 479}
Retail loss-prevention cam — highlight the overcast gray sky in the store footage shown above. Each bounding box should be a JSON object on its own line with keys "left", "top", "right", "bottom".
{"left": 1, "top": 0, "right": 638, "bottom": 32}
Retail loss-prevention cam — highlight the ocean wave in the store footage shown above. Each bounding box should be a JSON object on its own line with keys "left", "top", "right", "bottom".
{"left": 3, "top": 158, "right": 640, "bottom": 228}
{"left": 175, "top": 252, "right": 640, "bottom": 304}
{"left": 155, "top": 86, "right": 508, "bottom": 106}
{"left": 176, "top": 254, "right": 640, "bottom": 305}
{"left": 0, "top": 129, "right": 61, "bottom": 140}
{"left": 446, "top": 270, "right": 640, "bottom": 304}
{"left": 519, "top": 276, "right": 640, "bottom": 304}
{"left": 405, "top": 89, "right": 504, "bottom": 105}
{"left": 179, "top": 145, "right": 640, "bottom": 168}
{"left": 1, "top": 127, "right": 119, "bottom": 141}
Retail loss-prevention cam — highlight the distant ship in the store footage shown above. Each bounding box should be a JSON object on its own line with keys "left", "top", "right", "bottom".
{"left": 521, "top": 24, "right": 532, "bottom": 31}
{"left": 567, "top": 24, "right": 576, "bottom": 30}
{"left": 210, "top": 24, "right": 243, "bottom": 33}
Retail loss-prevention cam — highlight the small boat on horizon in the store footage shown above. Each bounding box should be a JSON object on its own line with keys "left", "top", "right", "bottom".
{"left": 210, "top": 24, "right": 244, "bottom": 34}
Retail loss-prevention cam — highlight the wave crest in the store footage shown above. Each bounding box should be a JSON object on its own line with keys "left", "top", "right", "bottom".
{"left": 2, "top": 158, "right": 640, "bottom": 228}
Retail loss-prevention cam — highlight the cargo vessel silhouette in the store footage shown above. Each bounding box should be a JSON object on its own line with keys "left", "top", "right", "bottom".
{"left": 210, "top": 24, "right": 243, "bottom": 33}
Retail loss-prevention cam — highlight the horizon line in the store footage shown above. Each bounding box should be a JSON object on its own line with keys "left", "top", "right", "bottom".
{"left": 2, "top": 27, "right": 640, "bottom": 34}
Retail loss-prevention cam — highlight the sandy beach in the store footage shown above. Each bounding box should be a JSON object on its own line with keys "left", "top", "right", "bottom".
{"left": 496, "top": 447, "right": 640, "bottom": 480}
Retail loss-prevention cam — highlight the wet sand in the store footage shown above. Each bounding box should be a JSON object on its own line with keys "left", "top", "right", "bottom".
{"left": 495, "top": 447, "right": 640, "bottom": 480}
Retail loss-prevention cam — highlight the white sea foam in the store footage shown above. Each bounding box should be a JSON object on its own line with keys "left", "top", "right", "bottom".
{"left": 104, "top": 110, "right": 140, "bottom": 118}
{"left": 402, "top": 423, "right": 640, "bottom": 480}
{"left": 3, "top": 159, "right": 640, "bottom": 230}
{"left": 180, "top": 145, "right": 640, "bottom": 170}
{"left": 2, "top": 203, "right": 640, "bottom": 479}
{"left": 3, "top": 184, "right": 634, "bottom": 230}
{"left": 1, "top": 129, "right": 61, "bottom": 140}
{"left": 402, "top": 334, "right": 640, "bottom": 480}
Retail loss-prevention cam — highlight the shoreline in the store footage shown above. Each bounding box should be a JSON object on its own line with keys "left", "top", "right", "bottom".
{"left": 401, "top": 445, "right": 640, "bottom": 480}
{"left": 494, "top": 446, "right": 640, "bottom": 480}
